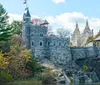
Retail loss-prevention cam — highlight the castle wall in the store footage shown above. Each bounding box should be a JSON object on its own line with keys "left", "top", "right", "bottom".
{"left": 45, "top": 37, "right": 72, "bottom": 65}
{"left": 71, "top": 47, "right": 86, "bottom": 60}
{"left": 70, "top": 46, "right": 98, "bottom": 60}
{"left": 30, "top": 25, "right": 48, "bottom": 59}
{"left": 97, "top": 47, "right": 100, "bottom": 56}
{"left": 86, "top": 47, "right": 96, "bottom": 57}
{"left": 31, "top": 35, "right": 72, "bottom": 64}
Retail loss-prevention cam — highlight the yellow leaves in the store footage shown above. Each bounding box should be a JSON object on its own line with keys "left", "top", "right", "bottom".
{"left": 0, "top": 51, "right": 9, "bottom": 70}
{"left": 20, "top": 49, "right": 31, "bottom": 63}
{"left": 7, "top": 44, "right": 32, "bottom": 78}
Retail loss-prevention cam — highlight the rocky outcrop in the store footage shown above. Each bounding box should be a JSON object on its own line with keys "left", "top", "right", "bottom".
{"left": 75, "top": 57, "right": 100, "bottom": 82}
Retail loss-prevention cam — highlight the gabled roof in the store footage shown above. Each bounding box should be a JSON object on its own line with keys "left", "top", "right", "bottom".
{"left": 44, "top": 20, "right": 49, "bottom": 24}
{"left": 41, "top": 20, "right": 49, "bottom": 25}
{"left": 95, "top": 36, "right": 100, "bottom": 41}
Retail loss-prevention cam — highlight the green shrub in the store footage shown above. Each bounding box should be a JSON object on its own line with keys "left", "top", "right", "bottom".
{"left": 0, "top": 71, "right": 13, "bottom": 83}
{"left": 82, "top": 65, "right": 88, "bottom": 72}
{"left": 67, "top": 71, "right": 72, "bottom": 77}
{"left": 41, "top": 68, "right": 57, "bottom": 84}
{"left": 26, "top": 56, "right": 41, "bottom": 76}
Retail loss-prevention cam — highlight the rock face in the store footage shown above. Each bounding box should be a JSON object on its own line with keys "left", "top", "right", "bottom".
{"left": 75, "top": 57, "right": 100, "bottom": 82}
{"left": 88, "top": 72, "right": 99, "bottom": 82}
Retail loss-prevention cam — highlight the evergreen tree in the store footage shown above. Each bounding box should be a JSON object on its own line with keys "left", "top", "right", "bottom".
{"left": 9, "top": 20, "right": 22, "bottom": 35}
{"left": 0, "top": 4, "right": 13, "bottom": 41}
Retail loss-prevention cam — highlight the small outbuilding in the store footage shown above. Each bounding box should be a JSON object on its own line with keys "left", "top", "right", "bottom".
{"left": 95, "top": 36, "right": 100, "bottom": 47}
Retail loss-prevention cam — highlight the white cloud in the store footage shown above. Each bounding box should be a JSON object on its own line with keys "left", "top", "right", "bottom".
{"left": 8, "top": 14, "right": 22, "bottom": 23}
{"left": 45, "top": 12, "right": 100, "bottom": 35}
{"left": 8, "top": 14, "right": 39, "bottom": 23}
{"left": 52, "top": 0, "right": 65, "bottom": 4}
{"left": 8, "top": 12, "right": 100, "bottom": 35}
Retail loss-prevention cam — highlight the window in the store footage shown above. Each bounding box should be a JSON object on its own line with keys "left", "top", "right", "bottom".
{"left": 31, "top": 34, "right": 34, "bottom": 37}
{"left": 40, "top": 33, "right": 43, "bottom": 37}
{"left": 48, "top": 42, "right": 50, "bottom": 46}
{"left": 64, "top": 42, "right": 66, "bottom": 46}
{"left": 59, "top": 42, "right": 61, "bottom": 46}
{"left": 54, "top": 42, "right": 55, "bottom": 46}
{"left": 40, "top": 42, "right": 43, "bottom": 46}
{"left": 32, "top": 42, "right": 34, "bottom": 46}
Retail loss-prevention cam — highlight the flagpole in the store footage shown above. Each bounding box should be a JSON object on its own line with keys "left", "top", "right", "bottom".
{"left": 26, "top": 0, "right": 28, "bottom": 8}
{"left": 23, "top": 0, "right": 28, "bottom": 8}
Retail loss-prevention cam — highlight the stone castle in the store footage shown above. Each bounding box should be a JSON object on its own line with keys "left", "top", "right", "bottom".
{"left": 71, "top": 21, "right": 93, "bottom": 46}
{"left": 22, "top": 7, "right": 100, "bottom": 65}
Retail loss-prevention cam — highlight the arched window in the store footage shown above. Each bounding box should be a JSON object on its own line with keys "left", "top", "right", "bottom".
{"left": 54, "top": 42, "right": 55, "bottom": 46}
{"left": 48, "top": 42, "right": 50, "bottom": 46}
{"left": 32, "top": 41, "right": 34, "bottom": 46}
{"left": 40, "top": 42, "right": 43, "bottom": 46}
{"left": 31, "top": 34, "right": 34, "bottom": 37}
{"left": 59, "top": 42, "right": 61, "bottom": 46}
{"left": 64, "top": 42, "right": 66, "bottom": 46}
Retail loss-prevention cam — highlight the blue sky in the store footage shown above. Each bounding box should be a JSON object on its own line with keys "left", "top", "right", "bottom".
{"left": 1, "top": 0, "right": 100, "bottom": 34}
{"left": 1, "top": 0, "right": 100, "bottom": 17}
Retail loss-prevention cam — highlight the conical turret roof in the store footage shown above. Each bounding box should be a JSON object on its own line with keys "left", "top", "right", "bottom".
{"left": 23, "top": 7, "right": 31, "bottom": 17}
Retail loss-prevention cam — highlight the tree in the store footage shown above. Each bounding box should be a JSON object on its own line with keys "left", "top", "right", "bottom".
{"left": 57, "top": 28, "right": 71, "bottom": 38}
{"left": 95, "top": 30, "right": 100, "bottom": 39}
{"left": 0, "top": 51, "right": 13, "bottom": 83}
{"left": 0, "top": 51, "right": 8, "bottom": 70}
{"left": 8, "top": 44, "right": 31, "bottom": 79}
{"left": 0, "top": 4, "right": 13, "bottom": 41}
{"left": 9, "top": 20, "right": 22, "bottom": 35}
{"left": 85, "top": 36, "right": 95, "bottom": 45}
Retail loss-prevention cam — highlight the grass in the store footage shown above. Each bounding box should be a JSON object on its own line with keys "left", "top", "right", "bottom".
{"left": 6, "top": 77, "right": 42, "bottom": 85}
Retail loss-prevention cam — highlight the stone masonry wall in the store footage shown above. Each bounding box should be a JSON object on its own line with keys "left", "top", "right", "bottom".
{"left": 45, "top": 36, "right": 72, "bottom": 65}
{"left": 70, "top": 46, "right": 100, "bottom": 60}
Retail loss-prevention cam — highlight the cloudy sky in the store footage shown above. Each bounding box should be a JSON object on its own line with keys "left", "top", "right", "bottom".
{"left": 1, "top": 0, "right": 100, "bottom": 34}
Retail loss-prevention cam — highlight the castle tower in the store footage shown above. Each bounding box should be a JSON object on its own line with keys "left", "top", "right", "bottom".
{"left": 22, "top": 7, "right": 31, "bottom": 48}
{"left": 71, "top": 22, "right": 81, "bottom": 46}
{"left": 30, "top": 19, "right": 49, "bottom": 59}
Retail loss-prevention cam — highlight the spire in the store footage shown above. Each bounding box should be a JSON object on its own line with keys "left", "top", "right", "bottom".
{"left": 84, "top": 19, "right": 90, "bottom": 31}
{"left": 86, "top": 19, "right": 89, "bottom": 27}
{"left": 75, "top": 22, "right": 80, "bottom": 32}
{"left": 73, "top": 22, "right": 80, "bottom": 35}
{"left": 76, "top": 21, "right": 78, "bottom": 28}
